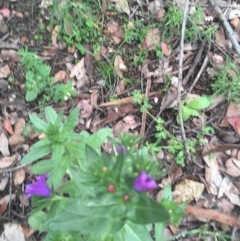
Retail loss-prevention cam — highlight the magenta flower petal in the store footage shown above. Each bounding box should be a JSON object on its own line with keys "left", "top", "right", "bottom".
{"left": 25, "top": 174, "right": 51, "bottom": 198}
{"left": 116, "top": 145, "right": 127, "bottom": 155}
{"left": 134, "top": 171, "right": 157, "bottom": 192}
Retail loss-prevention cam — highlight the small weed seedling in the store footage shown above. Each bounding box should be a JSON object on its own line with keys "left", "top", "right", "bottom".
{"left": 18, "top": 49, "right": 75, "bottom": 103}
{"left": 211, "top": 58, "right": 240, "bottom": 102}
{"left": 49, "top": 0, "right": 102, "bottom": 54}
{"left": 132, "top": 90, "right": 152, "bottom": 112}
{"left": 180, "top": 95, "right": 212, "bottom": 122}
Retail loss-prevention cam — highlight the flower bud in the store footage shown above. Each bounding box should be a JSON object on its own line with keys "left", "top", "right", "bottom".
{"left": 123, "top": 194, "right": 130, "bottom": 201}
{"left": 107, "top": 184, "right": 115, "bottom": 192}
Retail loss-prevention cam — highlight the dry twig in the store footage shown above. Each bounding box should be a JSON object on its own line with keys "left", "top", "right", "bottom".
{"left": 183, "top": 41, "right": 206, "bottom": 86}
{"left": 186, "top": 205, "right": 240, "bottom": 228}
{"left": 140, "top": 78, "right": 151, "bottom": 136}
{"left": 178, "top": 0, "right": 192, "bottom": 162}
{"left": 188, "top": 55, "right": 209, "bottom": 93}
{"left": 208, "top": 0, "right": 240, "bottom": 56}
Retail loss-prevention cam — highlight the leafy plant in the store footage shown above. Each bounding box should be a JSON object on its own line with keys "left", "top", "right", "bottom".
{"left": 132, "top": 90, "right": 152, "bottom": 112}
{"left": 21, "top": 107, "right": 181, "bottom": 241}
{"left": 49, "top": 0, "right": 102, "bottom": 54}
{"left": 18, "top": 49, "right": 76, "bottom": 102}
{"left": 180, "top": 95, "right": 212, "bottom": 121}
{"left": 211, "top": 58, "right": 240, "bottom": 102}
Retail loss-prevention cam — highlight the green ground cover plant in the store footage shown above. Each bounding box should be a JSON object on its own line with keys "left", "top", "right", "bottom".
{"left": 49, "top": 0, "right": 102, "bottom": 54}
{"left": 19, "top": 49, "right": 76, "bottom": 102}
{"left": 21, "top": 106, "right": 185, "bottom": 241}
{"left": 181, "top": 95, "right": 212, "bottom": 121}
{"left": 211, "top": 58, "right": 240, "bottom": 102}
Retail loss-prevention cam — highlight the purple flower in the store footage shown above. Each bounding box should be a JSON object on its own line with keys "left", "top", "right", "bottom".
{"left": 116, "top": 145, "right": 127, "bottom": 155}
{"left": 25, "top": 174, "right": 51, "bottom": 198}
{"left": 133, "top": 171, "right": 157, "bottom": 192}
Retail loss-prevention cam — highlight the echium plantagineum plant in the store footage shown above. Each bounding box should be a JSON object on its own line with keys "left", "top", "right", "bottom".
{"left": 21, "top": 106, "right": 184, "bottom": 241}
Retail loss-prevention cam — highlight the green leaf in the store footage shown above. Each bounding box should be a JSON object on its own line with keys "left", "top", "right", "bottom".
{"left": 26, "top": 90, "right": 38, "bottom": 102}
{"left": 21, "top": 139, "right": 51, "bottom": 164}
{"left": 129, "top": 194, "right": 170, "bottom": 224}
{"left": 155, "top": 222, "right": 166, "bottom": 241}
{"left": 86, "top": 128, "right": 112, "bottom": 149}
{"left": 29, "top": 113, "right": 49, "bottom": 132}
{"left": 188, "top": 95, "right": 211, "bottom": 110}
{"left": 45, "top": 198, "right": 127, "bottom": 238}
{"left": 45, "top": 106, "right": 58, "bottom": 125}
{"left": 32, "top": 160, "right": 54, "bottom": 174}
{"left": 28, "top": 210, "right": 48, "bottom": 231}
{"left": 181, "top": 105, "right": 191, "bottom": 121}
{"left": 161, "top": 200, "right": 186, "bottom": 226}
{"left": 114, "top": 222, "right": 153, "bottom": 241}
{"left": 85, "top": 145, "right": 101, "bottom": 164}
{"left": 161, "top": 183, "right": 173, "bottom": 201}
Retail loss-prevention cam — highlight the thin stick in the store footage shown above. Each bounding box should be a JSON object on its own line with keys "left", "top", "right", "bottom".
{"left": 183, "top": 41, "right": 206, "bottom": 86}
{"left": 178, "top": 0, "right": 191, "bottom": 162}
{"left": 140, "top": 78, "right": 151, "bottom": 136}
{"left": 188, "top": 55, "right": 209, "bottom": 93}
{"left": 0, "top": 162, "right": 31, "bottom": 174}
{"left": 186, "top": 205, "right": 240, "bottom": 228}
{"left": 208, "top": 0, "right": 240, "bottom": 56}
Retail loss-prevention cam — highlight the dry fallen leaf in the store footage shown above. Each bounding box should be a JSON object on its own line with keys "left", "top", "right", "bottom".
{"left": 173, "top": 179, "right": 205, "bottom": 203}
{"left": 0, "top": 132, "right": 10, "bottom": 156}
{"left": 225, "top": 157, "right": 240, "bottom": 177}
{"left": 114, "top": 55, "right": 127, "bottom": 78}
{"left": 203, "top": 153, "right": 223, "bottom": 195}
{"left": 0, "top": 223, "right": 25, "bottom": 241}
{"left": 14, "top": 118, "right": 25, "bottom": 135}
{"left": 0, "top": 154, "right": 20, "bottom": 169}
{"left": 0, "top": 194, "right": 16, "bottom": 215}
{"left": 0, "top": 64, "right": 11, "bottom": 78}
{"left": 54, "top": 70, "right": 66, "bottom": 83}
{"left": 226, "top": 102, "right": 240, "bottom": 134}
{"left": 142, "top": 28, "right": 160, "bottom": 51}
{"left": 3, "top": 116, "right": 14, "bottom": 135}
{"left": 0, "top": 8, "right": 10, "bottom": 18}
{"left": 8, "top": 134, "right": 25, "bottom": 146}
{"left": 114, "top": 0, "right": 130, "bottom": 16}
{"left": 77, "top": 100, "right": 93, "bottom": 119}
{"left": 0, "top": 174, "right": 9, "bottom": 191}
{"left": 218, "top": 177, "right": 240, "bottom": 206}
{"left": 161, "top": 41, "right": 171, "bottom": 56}
{"left": 13, "top": 168, "right": 25, "bottom": 186}
{"left": 70, "top": 58, "right": 89, "bottom": 89}
{"left": 106, "top": 22, "right": 124, "bottom": 45}
{"left": 113, "top": 115, "right": 140, "bottom": 134}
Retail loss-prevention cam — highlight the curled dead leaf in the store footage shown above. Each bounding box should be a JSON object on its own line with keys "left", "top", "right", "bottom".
{"left": 0, "top": 154, "right": 20, "bottom": 169}
{"left": 0, "top": 174, "right": 9, "bottom": 191}
{"left": 9, "top": 134, "right": 25, "bottom": 146}
{"left": 0, "top": 64, "right": 11, "bottom": 78}
{"left": 114, "top": 55, "right": 127, "bottom": 78}
{"left": 0, "top": 222, "right": 25, "bottom": 241}
{"left": 225, "top": 158, "right": 240, "bottom": 177}
{"left": 173, "top": 179, "right": 204, "bottom": 203}
{"left": 14, "top": 118, "right": 25, "bottom": 135}
{"left": 3, "top": 116, "right": 13, "bottom": 135}
{"left": 0, "top": 194, "right": 16, "bottom": 215}
{"left": 54, "top": 70, "right": 66, "bottom": 83}
{"left": 226, "top": 102, "right": 240, "bottom": 134}
{"left": 105, "top": 22, "right": 124, "bottom": 45}
{"left": 114, "top": 0, "right": 130, "bottom": 16}
{"left": 13, "top": 168, "right": 25, "bottom": 186}
{"left": 0, "top": 132, "right": 10, "bottom": 156}
{"left": 161, "top": 41, "right": 171, "bottom": 56}
{"left": 142, "top": 28, "right": 160, "bottom": 51}
{"left": 77, "top": 100, "right": 93, "bottom": 119}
